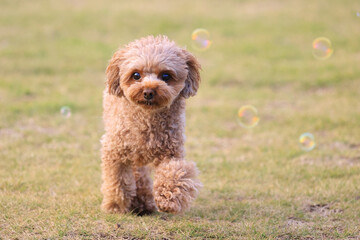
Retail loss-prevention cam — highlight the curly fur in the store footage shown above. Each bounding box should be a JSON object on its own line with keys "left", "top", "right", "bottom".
{"left": 101, "top": 35, "right": 202, "bottom": 214}
{"left": 154, "top": 161, "right": 202, "bottom": 213}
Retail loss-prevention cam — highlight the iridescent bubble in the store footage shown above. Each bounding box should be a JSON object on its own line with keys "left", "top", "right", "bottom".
{"left": 191, "top": 28, "right": 212, "bottom": 51}
{"left": 312, "top": 37, "right": 333, "bottom": 60}
{"left": 299, "top": 133, "right": 316, "bottom": 151}
{"left": 237, "top": 105, "right": 259, "bottom": 128}
{"left": 60, "top": 106, "right": 71, "bottom": 118}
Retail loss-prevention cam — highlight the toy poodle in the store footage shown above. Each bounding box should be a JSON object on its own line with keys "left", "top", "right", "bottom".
{"left": 100, "top": 35, "right": 202, "bottom": 215}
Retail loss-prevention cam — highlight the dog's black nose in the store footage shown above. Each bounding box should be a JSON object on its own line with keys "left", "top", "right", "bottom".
{"left": 143, "top": 89, "right": 155, "bottom": 100}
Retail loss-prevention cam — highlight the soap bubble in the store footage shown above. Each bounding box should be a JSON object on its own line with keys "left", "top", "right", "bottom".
{"left": 237, "top": 105, "right": 259, "bottom": 128}
{"left": 191, "top": 28, "right": 212, "bottom": 51}
{"left": 60, "top": 106, "right": 71, "bottom": 118}
{"left": 299, "top": 133, "right": 316, "bottom": 151}
{"left": 312, "top": 37, "right": 333, "bottom": 60}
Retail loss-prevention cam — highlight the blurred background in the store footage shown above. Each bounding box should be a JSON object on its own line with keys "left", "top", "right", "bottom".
{"left": 1, "top": 0, "right": 359, "bottom": 239}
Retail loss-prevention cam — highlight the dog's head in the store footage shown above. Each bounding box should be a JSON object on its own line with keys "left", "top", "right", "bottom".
{"left": 106, "top": 35, "right": 201, "bottom": 110}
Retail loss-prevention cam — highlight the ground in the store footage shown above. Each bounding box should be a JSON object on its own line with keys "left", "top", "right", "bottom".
{"left": 0, "top": 0, "right": 360, "bottom": 239}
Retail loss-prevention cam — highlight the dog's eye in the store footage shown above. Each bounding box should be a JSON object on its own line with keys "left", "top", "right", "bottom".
{"left": 132, "top": 72, "right": 141, "bottom": 80}
{"left": 160, "top": 73, "right": 171, "bottom": 81}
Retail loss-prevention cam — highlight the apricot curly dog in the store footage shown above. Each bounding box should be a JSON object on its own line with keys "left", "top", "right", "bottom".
{"left": 101, "top": 35, "right": 202, "bottom": 215}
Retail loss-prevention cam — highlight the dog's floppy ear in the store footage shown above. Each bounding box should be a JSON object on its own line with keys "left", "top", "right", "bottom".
{"left": 181, "top": 50, "right": 201, "bottom": 99}
{"left": 106, "top": 49, "right": 125, "bottom": 97}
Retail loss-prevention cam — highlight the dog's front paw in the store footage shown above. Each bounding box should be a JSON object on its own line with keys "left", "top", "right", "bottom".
{"left": 102, "top": 201, "right": 121, "bottom": 213}
{"left": 153, "top": 160, "right": 202, "bottom": 214}
{"left": 101, "top": 198, "right": 129, "bottom": 214}
{"left": 154, "top": 192, "right": 182, "bottom": 213}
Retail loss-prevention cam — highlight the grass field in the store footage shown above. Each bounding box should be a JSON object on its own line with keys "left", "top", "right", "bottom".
{"left": 1, "top": 0, "right": 360, "bottom": 239}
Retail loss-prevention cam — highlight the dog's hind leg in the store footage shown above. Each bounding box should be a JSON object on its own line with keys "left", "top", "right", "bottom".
{"left": 130, "top": 165, "right": 157, "bottom": 215}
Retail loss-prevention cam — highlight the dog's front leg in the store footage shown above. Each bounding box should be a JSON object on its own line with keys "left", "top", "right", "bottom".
{"left": 153, "top": 159, "right": 202, "bottom": 214}
{"left": 100, "top": 148, "right": 136, "bottom": 213}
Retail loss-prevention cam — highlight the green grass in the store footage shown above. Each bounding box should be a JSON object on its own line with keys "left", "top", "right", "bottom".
{"left": 1, "top": 0, "right": 360, "bottom": 239}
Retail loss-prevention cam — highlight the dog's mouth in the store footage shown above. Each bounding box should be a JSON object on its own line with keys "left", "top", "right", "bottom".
{"left": 137, "top": 100, "right": 158, "bottom": 107}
